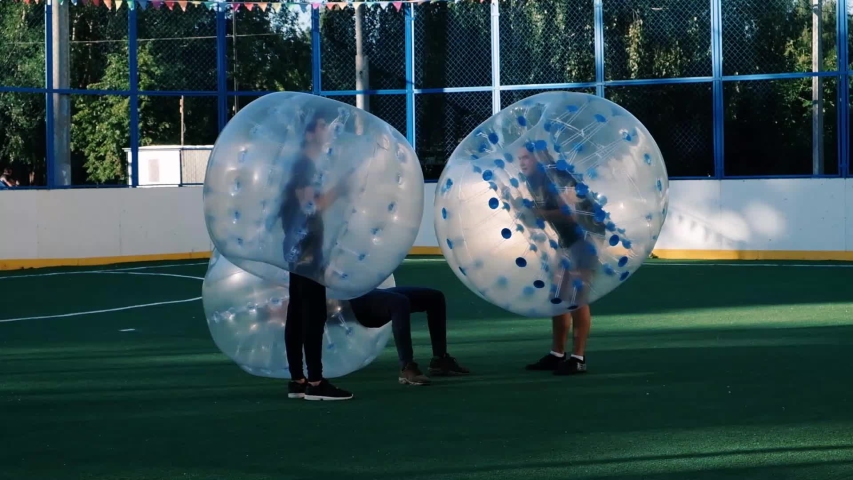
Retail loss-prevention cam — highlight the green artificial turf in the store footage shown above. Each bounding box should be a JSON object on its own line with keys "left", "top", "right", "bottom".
{"left": 1, "top": 258, "right": 852, "bottom": 480}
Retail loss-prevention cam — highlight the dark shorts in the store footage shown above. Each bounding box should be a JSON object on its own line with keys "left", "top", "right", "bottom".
{"left": 563, "top": 238, "right": 598, "bottom": 272}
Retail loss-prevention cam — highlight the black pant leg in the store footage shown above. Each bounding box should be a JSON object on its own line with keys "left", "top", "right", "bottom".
{"left": 299, "top": 275, "right": 328, "bottom": 382}
{"left": 284, "top": 274, "right": 305, "bottom": 380}
{"left": 389, "top": 287, "right": 448, "bottom": 358}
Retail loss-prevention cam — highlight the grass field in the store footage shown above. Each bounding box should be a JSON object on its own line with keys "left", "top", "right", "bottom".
{"left": 1, "top": 258, "right": 852, "bottom": 480}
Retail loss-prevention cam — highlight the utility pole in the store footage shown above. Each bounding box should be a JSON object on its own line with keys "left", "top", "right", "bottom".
{"left": 812, "top": 0, "right": 823, "bottom": 175}
{"left": 354, "top": 3, "right": 370, "bottom": 113}
{"left": 51, "top": 0, "right": 71, "bottom": 186}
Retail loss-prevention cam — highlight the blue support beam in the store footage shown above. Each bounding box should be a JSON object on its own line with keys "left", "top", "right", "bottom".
{"left": 128, "top": 2, "right": 140, "bottom": 188}
{"left": 44, "top": 0, "right": 55, "bottom": 189}
{"left": 710, "top": 0, "right": 724, "bottom": 179}
{"left": 839, "top": 0, "right": 850, "bottom": 177}
{"left": 312, "top": 8, "right": 322, "bottom": 96}
{"left": 405, "top": 3, "right": 416, "bottom": 147}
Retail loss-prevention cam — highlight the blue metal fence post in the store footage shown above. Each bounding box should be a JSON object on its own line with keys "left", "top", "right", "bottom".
{"left": 128, "top": 0, "right": 140, "bottom": 187}
{"left": 710, "top": 0, "right": 724, "bottom": 179}
{"left": 312, "top": 7, "right": 321, "bottom": 95}
{"left": 490, "top": 0, "right": 501, "bottom": 114}
{"left": 838, "top": 0, "right": 849, "bottom": 177}
{"left": 45, "top": 0, "right": 55, "bottom": 189}
{"left": 593, "top": 0, "right": 605, "bottom": 97}
{"left": 216, "top": 0, "right": 228, "bottom": 132}
{"left": 405, "top": 3, "right": 415, "bottom": 146}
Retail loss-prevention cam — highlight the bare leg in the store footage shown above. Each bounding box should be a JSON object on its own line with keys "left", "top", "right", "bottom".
{"left": 551, "top": 313, "right": 572, "bottom": 354}
{"left": 570, "top": 305, "right": 591, "bottom": 357}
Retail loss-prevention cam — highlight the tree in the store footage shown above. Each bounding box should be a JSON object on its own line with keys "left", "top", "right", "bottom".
{"left": 0, "top": 1, "right": 47, "bottom": 184}
{"left": 71, "top": 43, "right": 169, "bottom": 183}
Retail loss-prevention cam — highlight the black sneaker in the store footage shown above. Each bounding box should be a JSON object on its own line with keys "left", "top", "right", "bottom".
{"left": 288, "top": 380, "right": 307, "bottom": 399}
{"left": 525, "top": 353, "right": 565, "bottom": 371}
{"left": 428, "top": 353, "right": 470, "bottom": 376}
{"left": 554, "top": 355, "right": 588, "bottom": 376}
{"left": 304, "top": 379, "right": 354, "bottom": 401}
{"left": 399, "top": 362, "right": 431, "bottom": 386}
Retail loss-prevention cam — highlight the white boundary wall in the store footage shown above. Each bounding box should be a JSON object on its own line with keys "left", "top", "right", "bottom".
{"left": 0, "top": 187, "right": 211, "bottom": 263}
{"left": 1, "top": 178, "right": 852, "bottom": 265}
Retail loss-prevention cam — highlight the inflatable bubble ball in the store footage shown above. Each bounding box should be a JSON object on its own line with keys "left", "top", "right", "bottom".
{"left": 203, "top": 91, "right": 424, "bottom": 300}
{"left": 434, "top": 91, "right": 669, "bottom": 317}
{"left": 202, "top": 250, "right": 395, "bottom": 380}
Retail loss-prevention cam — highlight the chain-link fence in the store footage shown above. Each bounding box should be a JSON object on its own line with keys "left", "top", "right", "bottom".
{"left": 0, "top": 0, "right": 850, "bottom": 186}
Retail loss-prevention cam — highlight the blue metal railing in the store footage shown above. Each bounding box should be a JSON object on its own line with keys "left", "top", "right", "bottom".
{"left": 1, "top": 0, "right": 849, "bottom": 188}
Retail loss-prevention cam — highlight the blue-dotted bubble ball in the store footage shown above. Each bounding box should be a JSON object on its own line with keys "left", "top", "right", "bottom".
{"left": 434, "top": 91, "right": 668, "bottom": 317}
{"left": 202, "top": 250, "right": 395, "bottom": 379}
{"left": 203, "top": 91, "right": 424, "bottom": 301}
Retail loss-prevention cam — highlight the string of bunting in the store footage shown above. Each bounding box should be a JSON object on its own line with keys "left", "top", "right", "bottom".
{"left": 6, "top": 0, "right": 503, "bottom": 12}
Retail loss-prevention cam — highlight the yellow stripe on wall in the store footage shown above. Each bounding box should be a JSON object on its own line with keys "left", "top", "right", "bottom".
{"left": 0, "top": 251, "right": 213, "bottom": 271}
{"left": 652, "top": 249, "right": 853, "bottom": 261}
{"left": 2, "top": 247, "right": 853, "bottom": 271}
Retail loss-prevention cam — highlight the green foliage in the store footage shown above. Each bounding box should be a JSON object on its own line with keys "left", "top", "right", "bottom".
{"left": 0, "top": 2, "right": 46, "bottom": 178}
{"left": 71, "top": 44, "right": 168, "bottom": 183}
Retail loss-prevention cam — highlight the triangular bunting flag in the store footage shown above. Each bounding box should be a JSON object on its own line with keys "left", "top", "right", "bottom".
{"left": 311, "top": 2, "right": 320, "bottom": 9}
{"left": 104, "top": 0, "right": 113, "bottom": 9}
{"left": 272, "top": 2, "right": 283, "bottom": 11}
{"left": 244, "top": 2, "right": 255, "bottom": 10}
{"left": 392, "top": 1, "right": 402, "bottom": 11}
{"left": 299, "top": 3, "right": 307, "bottom": 12}
{"left": 22, "top": 0, "right": 30, "bottom": 5}
{"left": 151, "top": 0, "right": 162, "bottom": 8}
{"left": 257, "top": 2, "right": 268, "bottom": 10}
{"left": 378, "top": 1, "right": 388, "bottom": 9}
{"left": 116, "top": 0, "right": 124, "bottom": 10}
{"left": 177, "top": 0, "right": 188, "bottom": 10}
{"left": 138, "top": 0, "right": 149, "bottom": 10}
{"left": 165, "top": 0, "right": 174, "bottom": 8}
{"left": 91, "top": 0, "right": 100, "bottom": 6}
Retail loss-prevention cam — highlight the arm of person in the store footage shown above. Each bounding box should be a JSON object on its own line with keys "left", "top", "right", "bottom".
{"left": 314, "top": 182, "right": 346, "bottom": 210}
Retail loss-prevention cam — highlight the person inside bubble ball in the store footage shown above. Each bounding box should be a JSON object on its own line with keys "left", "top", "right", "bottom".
{"left": 511, "top": 142, "right": 607, "bottom": 376}
{"left": 349, "top": 285, "right": 470, "bottom": 386}
{"left": 281, "top": 109, "right": 353, "bottom": 401}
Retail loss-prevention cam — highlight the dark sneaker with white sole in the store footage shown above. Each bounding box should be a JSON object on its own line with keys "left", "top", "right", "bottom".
{"left": 428, "top": 353, "right": 470, "bottom": 376}
{"left": 288, "top": 380, "right": 307, "bottom": 399}
{"left": 525, "top": 353, "right": 565, "bottom": 371}
{"left": 554, "top": 355, "right": 588, "bottom": 376}
{"left": 399, "top": 362, "right": 431, "bottom": 386}
{"left": 304, "top": 379, "right": 353, "bottom": 401}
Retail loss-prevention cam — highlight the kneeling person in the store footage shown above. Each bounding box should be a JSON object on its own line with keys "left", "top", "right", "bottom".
{"left": 349, "top": 286, "right": 469, "bottom": 385}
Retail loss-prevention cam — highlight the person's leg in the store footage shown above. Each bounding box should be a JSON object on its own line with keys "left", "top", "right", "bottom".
{"left": 525, "top": 313, "right": 571, "bottom": 370}
{"left": 386, "top": 287, "right": 447, "bottom": 358}
{"left": 351, "top": 288, "right": 430, "bottom": 385}
{"left": 527, "top": 241, "right": 588, "bottom": 371}
{"left": 389, "top": 286, "right": 471, "bottom": 376}
{"left": 553, "top": 305, "right": 590, "bottom": 375}
{"left": 285, "top": 275, "right": 307, "bottom": 398}
{"left": 571, "top": 306, "right": 591, "bottom": 357}
{"left": 554, "top": 260, "right": 595, "bottom": 376}
{"left": 296, "top": 274, "right": 353, "bottom": 401}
